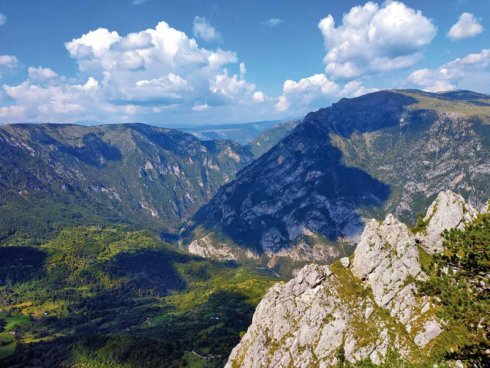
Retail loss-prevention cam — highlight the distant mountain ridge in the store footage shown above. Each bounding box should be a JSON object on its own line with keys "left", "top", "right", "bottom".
{"left": 247, "top": 120, "right": 300, "bottom": 158}
{"left": 0, "top": 123, "right": 253, "bottom": 243}
{"left": 182, "top": 120, "right": 285, "bottom": 145}
{"left": 183, "top": 89, "right": 490, "bottom": 271}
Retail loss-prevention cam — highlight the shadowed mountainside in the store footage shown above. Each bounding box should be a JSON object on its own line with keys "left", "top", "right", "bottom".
{"left": 0, "top": 123, "right": 253, "bottom": 244}
{"left": 184, "top": 90, "right": 490, "bottom": 270}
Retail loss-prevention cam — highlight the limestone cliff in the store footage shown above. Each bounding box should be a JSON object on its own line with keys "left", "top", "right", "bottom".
{"left": 226, "top": 191, "right": 481, "bottom": 367}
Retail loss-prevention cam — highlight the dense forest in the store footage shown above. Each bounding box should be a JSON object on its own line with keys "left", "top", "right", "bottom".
{"left": 0, "top": 227, "right": 278, "bottom": 367}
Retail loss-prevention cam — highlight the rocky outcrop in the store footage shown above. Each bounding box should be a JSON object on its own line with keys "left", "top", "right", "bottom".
{"left": 187, "top": 234, "right": 261, "bottom": 261}
{"left": 188, "top": 236, "right": 238, "bottom": 261}
{"left": 415, "top": 190, "right": 477, "bottom": 253}
{"left": 226, "top": 191, "right": 480, "bottom": 367}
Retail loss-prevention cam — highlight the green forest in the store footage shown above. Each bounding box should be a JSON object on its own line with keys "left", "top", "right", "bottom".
{"left": 0, "top": 227, "right": 278, "bottom": 367}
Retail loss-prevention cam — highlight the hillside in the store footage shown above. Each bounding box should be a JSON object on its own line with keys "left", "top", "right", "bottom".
{"left": 247, "top": 120, "right": 300, "bottom": 158}
{"left": 183, "top": 90, "right": 490, "bottom": 271}
{"left": 226, "top": 191, "right": 489, "bottom": 367}
{"left": 0, "top": 226, "right": 278, "bottom": 367}
{"left": 0, "top": 123, "right": 253, "bottom": 244}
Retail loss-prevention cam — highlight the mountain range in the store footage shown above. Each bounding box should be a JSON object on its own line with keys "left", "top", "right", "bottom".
{"left": 183, "top": 90, "right": 490, "bottom": 273}
{"left": 0, "top": 89, "right": 489, "bottom": 367}
{"left": 0, "top": 123, "right": 253, "bottom": 244}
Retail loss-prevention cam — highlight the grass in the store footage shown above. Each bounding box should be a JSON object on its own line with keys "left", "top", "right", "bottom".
{"left": 0, "top": 313, "right": 31, "bottom": 332}
{"left": 401, "top": 91, "right": 490, "bottom": 124}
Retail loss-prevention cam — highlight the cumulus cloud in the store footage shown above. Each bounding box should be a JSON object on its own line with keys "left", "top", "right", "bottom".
{"left": 276, "top": 74, "right": 338, "bottom": 112}
{"left": 28, "top": 67, "right": 58, "bottom": 82}
{"left": 407, "top": 49, "right": 490, "bottom": 93}
{"left": 276, "top": 73, "right": 379, "bottom": 113}
{"left": 0, "top": 21, "right": 267, "bottom": 124}
{"left": 340, "top": 80, "right": 378, "bottom": 97}
{"left": 0, "top": 55, "right": 18, "bottom": 78}
{"left": 0, "top": 76, "right": 106, "bottom": 123}
{"left": 261, "top": 18, "right": 284, "bottom": 28}
{"left": 0, "top": 13, "right": 6, "bottom": 26}
{"left": 0, "top": 55, "right": 17, "bottom": 68}
{"left": 447, "top": 12, "right": 484, "bottom": 40}
{"left": 193, "top": 16, "right": 221, "bottom": 42}
{"left": 318, "top": 1, "right": 436, "bottom": 79}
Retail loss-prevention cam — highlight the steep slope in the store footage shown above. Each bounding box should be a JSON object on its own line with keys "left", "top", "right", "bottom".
{"left": 247, "top": 120, "right": 300, "bottom": 158}
{"left": 0, "top": 123, "right": 252, "bottom": 243}
{"left": 226, "top": 191, "right": 488, "bottom": 367}
{"left": 184, "top": 90, "right": 490, "bottom": 267}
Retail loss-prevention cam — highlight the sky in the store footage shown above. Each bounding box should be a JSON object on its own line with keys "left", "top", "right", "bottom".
{"left": 0, "top": 0, "right": 488, "bottom": 126}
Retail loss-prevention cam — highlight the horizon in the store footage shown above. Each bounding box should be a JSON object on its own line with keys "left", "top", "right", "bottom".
{"left": 0, "top": 1, "right": 489, "bottom": 125}
{"left": 0, "top": 87, "right": 486, "bottom": 128}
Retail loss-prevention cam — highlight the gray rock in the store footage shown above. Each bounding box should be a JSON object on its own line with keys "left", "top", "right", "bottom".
{"left": 416, "top": 191, "right": 477, "bottom": 253}
{"left": 226, "top": 192, "right": 480, "bottom": 367}
{"left": 340, "top": 257, "right": 350, "bottom": 268}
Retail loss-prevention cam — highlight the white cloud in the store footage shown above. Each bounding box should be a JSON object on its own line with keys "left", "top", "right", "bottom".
{"left": 131, "top": 0, "right": 150, "bottom": 5}
{"left": 193, "top": 103, "right": 209, "bottom": 112}
{"left": 407, "top": 49, "right": 490, "bottom": 93}
{"left": 276, "top": 74, "right": 339, "bottom": 112}
{"left": 340, "top": 80, "right": 378, "bottom": 97}
{"left": 0, "top": 13, "right": 6, "bottom": 26}
{"left": 318, "top": 1, "right": 436, "bottom": 79}
{"left": 0, "top": 55, "right": 17, "bottom": 68}
{"left": 447, "top": 12, "right": 484, "bottom": 40}
{"left": 1, "top": 77, "right": 106, "bottom": 123}
{"left": 193, "top": 16, "right": 221, "bottom": 42}
{"left": 28, "top": 67, "right": 58, "bottom": 82}
{"left": 276, "top": 73, "right": 379, "bottom": 112}
{"left": 0, "top": 55, "right": 18, "bottom": 78}
{"left": 261, "top": 18, "right": 284, "bottom": 28}
{"left": 252, "top": 91, "right": 268, "bottom": 103}
{"left": 0, "top": 21, "right": 268, "bottom": 124}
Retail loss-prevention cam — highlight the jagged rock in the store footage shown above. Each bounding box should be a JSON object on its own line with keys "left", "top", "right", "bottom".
{"left": 414, "top": 319, "right": 443, "bottom": 347}
{"left": 417, "top": 190, "right": 477, "bottom": 253}
{"left": 351, "top": 214, "right": 428, "bottom": 329}
{"left": 188, "top": 236, "right": 238, "bottom": 261}
{"left": 188, "top": 234, "right": 262, "bottom": 261}
{"left": 226, "top": 191, "right": 479, "bottom": 367}
{"left": 340, "top": 257, "right": 350, "bottom": 268}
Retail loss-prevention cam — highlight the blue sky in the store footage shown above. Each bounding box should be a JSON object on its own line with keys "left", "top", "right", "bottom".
{"left": 0, "top": 0, "right": 488, "bottom": 126}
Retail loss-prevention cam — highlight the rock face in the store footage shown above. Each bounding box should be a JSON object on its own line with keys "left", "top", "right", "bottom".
{"left": 226, "top": 191, "right": 479, "bottom": 367}
{"left": 416, "top": 190, "right": 477, "bottom": 253}
{"left": 185, "top": 90, "right": 490, "bottom": 266}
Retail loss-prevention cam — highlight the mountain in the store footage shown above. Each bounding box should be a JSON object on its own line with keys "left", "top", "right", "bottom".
{"left": 0, "top": 123, "right": 253, "bottom": 244}
{"left": 247, "top": 120, "right": 300, "bottom": 158}
{"left": 0, "top": 226, "right": 278, "bottom": 367}
{"left": 226, "top": 191, "right": 489, "bottom": 367}
{"left": 182, "top": 120, "right": 284, "bottom": 145}
{"left": 183, "top": 90, "right": 490, "bottom": 271}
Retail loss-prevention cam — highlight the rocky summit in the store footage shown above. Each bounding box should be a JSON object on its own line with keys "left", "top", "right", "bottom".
{"left": 226, "top": 191, "right": 484, "bottom": 367}
{"left": 184, "top": 90, "right": 490, "bottom": 270}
